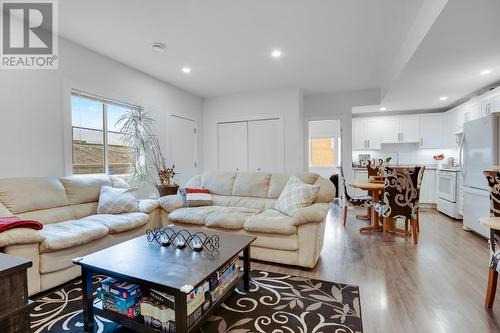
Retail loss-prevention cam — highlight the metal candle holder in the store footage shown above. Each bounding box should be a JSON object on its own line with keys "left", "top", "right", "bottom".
{"left": 146, "top": 227, "right": 220, "bottom": 252}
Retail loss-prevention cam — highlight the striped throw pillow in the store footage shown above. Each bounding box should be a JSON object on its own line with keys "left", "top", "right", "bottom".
{"left": 97, "top": 186, "right": 139, "bottom": 214}
{"left": 180, "top": 188, "right": 213, "bottom": 207}
{"left": 274, "top": 176, "right": 320, "bottom": 216}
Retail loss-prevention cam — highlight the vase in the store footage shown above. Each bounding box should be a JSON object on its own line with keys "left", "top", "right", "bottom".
{"left": 156, "top": 185, "right": 179, "bottom": 197}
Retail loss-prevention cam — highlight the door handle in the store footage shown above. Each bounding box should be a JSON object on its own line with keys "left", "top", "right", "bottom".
{"left": 367, "top": 140, "right": 370, "bottom": 149}
{"left": 420, "top": 138, "right": 423, "bottom": 147}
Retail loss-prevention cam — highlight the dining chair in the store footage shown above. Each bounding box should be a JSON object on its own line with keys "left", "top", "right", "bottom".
{"left": 376, "top": 166, "right": 421, "bottom": 243}
{"left": 367, "top": 161, "right": 380, "bottom": 177}
{"left": 405, "top": 166, "right": 425, "bottom": 233}
{"left": 338, "top": 166, "right": 373, "bottom": 226}
{"left": 483, "top": 170, "right": 500, "bottom": 308}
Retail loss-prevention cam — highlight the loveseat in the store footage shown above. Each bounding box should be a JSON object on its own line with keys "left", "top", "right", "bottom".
{"left": 0, "top": 174, "right": 160, "bottom": 296}
{"left": 159, "top": 172, "right": 334, "bottom": 268}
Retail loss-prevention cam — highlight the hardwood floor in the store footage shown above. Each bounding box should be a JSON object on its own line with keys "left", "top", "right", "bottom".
{"left": 252, "top": 204, "right": 500, "bottom": 333}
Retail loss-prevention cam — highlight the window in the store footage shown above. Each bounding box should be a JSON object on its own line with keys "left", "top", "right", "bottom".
{"left": 309, "top": 137, "right": 337, "bottom": 167}
{"left": 71, "top": 93, "right": 135, "bottom": 175}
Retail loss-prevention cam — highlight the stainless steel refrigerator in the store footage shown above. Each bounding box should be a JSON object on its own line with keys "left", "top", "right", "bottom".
{"left": 460, "top": 114, "right": 500, "bottom": 237}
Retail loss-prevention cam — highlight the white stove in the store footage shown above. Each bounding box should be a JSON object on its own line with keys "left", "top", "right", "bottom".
{"left": 436, "top": 167, "right": 462, "bottom": 219}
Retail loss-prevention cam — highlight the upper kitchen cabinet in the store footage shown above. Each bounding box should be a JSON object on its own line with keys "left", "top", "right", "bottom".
{"left": 352, "top": 118, "right": 381, "bottom": 150}
{"left": 380, "top": 116, "right": 420, "bottom": 144}
{"left": 419, "top": 114, "right": 444, "bottom": 148}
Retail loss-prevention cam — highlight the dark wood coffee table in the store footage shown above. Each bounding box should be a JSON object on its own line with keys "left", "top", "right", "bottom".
{"left": 75, "top": 226, "right": 255, "bottom": 333}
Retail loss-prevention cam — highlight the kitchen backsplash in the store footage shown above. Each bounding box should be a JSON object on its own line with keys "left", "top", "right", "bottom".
{"left": 352, "top": 143, "right": 458, "bottom": 166}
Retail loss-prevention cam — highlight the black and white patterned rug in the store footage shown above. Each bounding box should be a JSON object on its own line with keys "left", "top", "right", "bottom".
{"left": 30, "top": 271, "right": 363, "bottom": 333}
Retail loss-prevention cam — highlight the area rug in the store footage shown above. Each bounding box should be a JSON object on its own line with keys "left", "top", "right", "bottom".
{"left": 30, "top": 271, "right": 363, "bottom": 333}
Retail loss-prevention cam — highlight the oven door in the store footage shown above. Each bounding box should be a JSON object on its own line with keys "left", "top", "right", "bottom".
{"left": 437, "top": 171, "right": 456, "bottom": 202}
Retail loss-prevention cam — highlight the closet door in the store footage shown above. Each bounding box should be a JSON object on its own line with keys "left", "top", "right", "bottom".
{"left": 217, "top": 122, "right": 248, "bottom": 171}
{"left": 248, "top": 119, "right": 283, "bottom": 172}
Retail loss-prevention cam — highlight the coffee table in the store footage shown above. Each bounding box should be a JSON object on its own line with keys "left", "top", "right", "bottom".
{"left": 75, "top": 226, "right": 255, "bottom": 333}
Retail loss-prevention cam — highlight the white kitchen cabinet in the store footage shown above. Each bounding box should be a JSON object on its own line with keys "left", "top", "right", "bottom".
{"left": 399, "top": 117, "right": 420, "bottom": 143}
{"left": 380, "top": 118, "right": 399, "bottom": 143}
{"left": 352, "top": 170, "right": 368, "bottom": 196}
{"left": 218, "top": 121, "right": 248, "bottom": 172}
{"left": 352, "top": 118, "right": 365, "bottom": 150}
{"left": 380, "top": 117, "right": 419, "bottom": 143}
{"left": 419, "top": 115, "right": 444, "bottom": 148}
{"left": 248, "top": 119, "right": 284, "bottom": 172}
{"left": 420, "top": 169, "right": 436, "bottom": 204}
{"left": 443, "top": 109, "right": 462, "bottom": 148}
{"left": 352, "top": 118, "right": 381, "bottom": 150}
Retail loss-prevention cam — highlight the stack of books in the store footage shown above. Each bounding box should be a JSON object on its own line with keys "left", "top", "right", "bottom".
{"left": 140, "top": 289, "right": 175, "bottom": 332}
{"left": 97, "top": 277, "right": 142, "bottom": 319}
{"left": 207, "top": 255, "right": 239, "bottom": 303}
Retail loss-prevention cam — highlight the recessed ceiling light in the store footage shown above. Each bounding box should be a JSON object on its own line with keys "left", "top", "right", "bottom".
{"left": 480, "top": 69, "right": 492, "bottom": 75}
{"left": 151, "top": 42, "right": 166, "bottom": 53}
{"left": 271, "top": 49, "right": 282, "bottom": 59}
{"left": 439, "top": 96, "right": 448, "bottom": 101}
{"left": 379, "top": 107, "right": 387, "bottom": 111}
{"left": 182, "top": 67, "right": 191, "bottom": 74}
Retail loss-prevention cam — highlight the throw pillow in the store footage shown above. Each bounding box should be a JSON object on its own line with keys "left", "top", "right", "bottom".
{"left": 179, "top": 187, "right": 213, "bottom": 207}
{"left": 274, "top": 176, "right": 320, "bottom": 216}
{"left": 97, "top": 186, "right": 139, "bottom": 214}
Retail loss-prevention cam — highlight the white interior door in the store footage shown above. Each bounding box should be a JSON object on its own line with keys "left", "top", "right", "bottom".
{"left": 170, "top": 115, "right": 197, "bottom": 185}
{"left": 248, "top": 119, "right": 283, "bottom": 172}
{"left": 218, "top": 121, "right": 248, "bottom": 171}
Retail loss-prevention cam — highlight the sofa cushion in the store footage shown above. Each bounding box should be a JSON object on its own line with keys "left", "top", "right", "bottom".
{"left": 109, "top": 175, "right": 130, "bottom": 189}
{"left": 82, "top": 212, "right": 149, "bottom": 234}
{"left": 60, "top": 174, "right": 112, "bottom": 205}
{"left": 0, "top": 228, "right": 45, "bottom": 247}
{"left": 18, "top": 206, "right": 76, "bottom": 225}
{"left": 200, "top": 172, "right": 237, "bottom": 195}
{"left": 0, "top": 202, "right": 13, "bottom": 217}
{"left": 70, "top": 202, "right": 98, "bottom": 219}
{"left": 274, "top": 176, "right": 320, "bottom": 216}
{"left": 97, "top": 186, "right": 139, "bottom": 214}
{"left": 138, "top": 199, "right": 160, "bottom": 214}
{"left": 168, "top": 206, "right": 223, "bottom": 225}
{"left": 0, "top": 177, "right": 68, "bottom": 214}
{"left": 244, "top": 209, "right": 297, "bottom": 235}
{"left": 267, "top": 173, "right": 319, "bottom": 199}
{"left": 205, "top": 207, "right": 260, "bottom": 229}
{"left": 232, "top": 173, "right": 270, "bottom": 198}
{"left": 39, "top": 220, "right": 109, "bottom": 253}
{"left": 159, "top": 195, "right": 184, "bottom": 213}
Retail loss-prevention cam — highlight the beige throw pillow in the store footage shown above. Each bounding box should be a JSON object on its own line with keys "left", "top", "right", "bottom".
{"left": 274, "top": 176, "right": 320, "bottom": 216}
{"left": 97, "top": 186, "right": 139, "bottom": 214}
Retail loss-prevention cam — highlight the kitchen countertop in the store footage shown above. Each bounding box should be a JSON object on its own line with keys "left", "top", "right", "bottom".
{"left": 353, "top": 164, "right": 439, "bottom": 171}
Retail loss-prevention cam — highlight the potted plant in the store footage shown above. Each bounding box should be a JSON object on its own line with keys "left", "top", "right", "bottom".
{"left": 117, "top": 108, "right": 179, "bottom": 196}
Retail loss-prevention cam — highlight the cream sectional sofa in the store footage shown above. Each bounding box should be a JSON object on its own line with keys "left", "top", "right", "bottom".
{"left": 160, "top": 172, "right": 334, "bottom": 269}
{"left": 0, "top": 174, "right": 160, "bottom": 296}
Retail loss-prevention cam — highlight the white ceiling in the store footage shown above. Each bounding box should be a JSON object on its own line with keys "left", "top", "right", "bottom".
{"left": 58, "top": 0, "right": 500, "bottom": 111}
{"left": 379, "top": 0, "right": 500, "bottom": 112}
{"left": 59, "top": 0, "right": 423, "bottom": 98}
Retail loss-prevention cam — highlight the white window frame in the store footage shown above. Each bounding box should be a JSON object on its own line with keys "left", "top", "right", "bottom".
{"left": 70, "top": 90, "right": 140, "bottom": 175}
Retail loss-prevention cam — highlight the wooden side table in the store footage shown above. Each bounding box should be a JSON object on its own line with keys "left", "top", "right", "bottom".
{"left": 0, "top": 253, "right": 33, "bottom": 332}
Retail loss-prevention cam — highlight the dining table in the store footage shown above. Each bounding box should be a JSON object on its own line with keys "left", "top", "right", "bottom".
{"left": 348, "top": 179, "right": 384, "bottom": 233}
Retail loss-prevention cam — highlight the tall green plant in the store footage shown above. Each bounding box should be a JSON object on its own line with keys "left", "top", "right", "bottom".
{"left": 117, "top": 107, "right": 168, "bottom": 185}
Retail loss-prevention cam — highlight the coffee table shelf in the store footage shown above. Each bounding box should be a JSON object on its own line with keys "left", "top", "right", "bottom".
{"left": 92, "top": 271, "right": 244, "bottom": 333}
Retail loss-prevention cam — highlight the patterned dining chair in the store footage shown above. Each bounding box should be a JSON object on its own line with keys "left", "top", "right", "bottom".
{"left": 367, "top": 161, "right": 380, "bottom": 177}
{"left": 338, "top": 166, "right": 372, "bottom": 226}
{"left": 405, "top": 166, "right": 425, "bottom": 233}
{"left": 483, "top": 170, "right": 500, "bottom": 308}
{"left": 376, "top": 166, "right": 421, "bottom": 243}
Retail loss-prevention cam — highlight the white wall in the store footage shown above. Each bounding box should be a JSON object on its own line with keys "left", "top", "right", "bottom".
{"left": 202, "top": 88, "right": 304, "bottom": 172}
{"left": 304, "top": 89, "right": 381, "bottom": 181}
{"left": 0, "top": 38, "right": 203, "bottom": 196}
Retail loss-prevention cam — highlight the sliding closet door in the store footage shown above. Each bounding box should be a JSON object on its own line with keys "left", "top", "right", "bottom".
{"left": 217, "top": 121, "right": 248, "bottom": 171}
{"left": 248, "top": 119, "right": 284, "bottom": 172}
